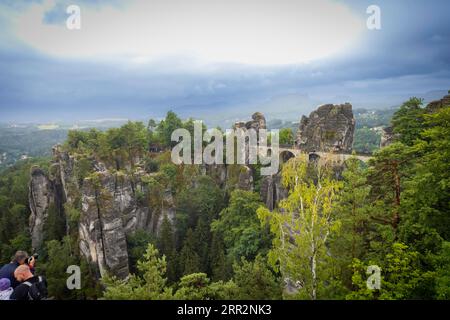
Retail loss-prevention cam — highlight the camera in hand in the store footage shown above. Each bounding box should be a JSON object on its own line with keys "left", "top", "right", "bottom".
{"left": 26, "top": 253, "right": 38, "bottom": 265}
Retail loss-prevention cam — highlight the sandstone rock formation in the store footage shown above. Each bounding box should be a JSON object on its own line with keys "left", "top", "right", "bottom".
{"left": 29, "top": 167, "right": 52, "bottom": 251}
{"left": 29, "top": 145, "right": 253, "bottom": 279}
{"left": 29, "top": 163, "right": 66, "bottom": 251}
{"left": 295, "top": 103, "right": 355, "bottom": 153}
{"left": 234, "top": 112, "right": 267, "bottom": 132}
{"left": 79, "top": 171, "right": 130, "bottom": 279}
{"left": 380, "top": 126, "right": 396, "bottom": 148}
{"left": 29, "top": 146, "right": 181, "bottom": 279}
{"left": 202, "top": 164, "right": 254, "bottom": 191}
{"left": 425, "top": 92, "right": 450, "bottom": 113}
{"left": 232, "top": 112, "right": 267, "bottom": 167}
{"left": 260, "top": 172, "right": 287, "bottom": 211}
{"left": 235, "top": 165, "right": 254, "bottom": 191}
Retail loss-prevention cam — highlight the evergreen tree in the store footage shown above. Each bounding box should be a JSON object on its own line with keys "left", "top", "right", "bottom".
{"left": 43, "top": 202, "right": 66, "bottom": 243}
{"left": 37, "top": 236, "right": 101, "bottom": 300}
{"left": 37, "top": 237, "right": 78, "bottom": 299}
{"left": 212, "top": 189, "right": 270, "bottom": 261}
{"left": 157, "top": 215, "right": 177, "bottom": 283}
{"left": 391, "top": 97, "right": 425, "bottom": 146}
{"left": 347, "top": 243, "right": 433, "bottom": 300}
{"left": 157, "top": 111, "right": 183, "bottom": 147}
{"left": 279, "top": 128, "right": 294, "bottom": 145}
{"left": 329, "top": 157, "right": 371, "bottom": 292}
{"left": 174, "top": 273, "right": 238, "bottom": 300}
{"left": 127, "top": 229, "right": 155, "bottom": 274}
{"left": 176, "top": 175, "right": 224, "bottom": 246}
{"left": 366, "top": 143, "right": 414, "bottom": 240}
{"left": 173, "top": 273, "right": 211, "bottom": 300}
{"left": 435, "top": 241, "right": 450, "bottom": 299}
{"left": 103, "top": 244, "right": 173, "bottom": 300}
{"left": 233, "top": 255, "right": 282, "bottom": 300}
{"left": 209, "top": 232, "right": 228, "bottom": 281}
{"left": 401, "top": 105, "right": 450, "bottom": 242}
{"left": 193, "top": 216, "right": 211, "bottom": 274}
{"left": 178, "top": 229, "right": 200, "bottom": 276}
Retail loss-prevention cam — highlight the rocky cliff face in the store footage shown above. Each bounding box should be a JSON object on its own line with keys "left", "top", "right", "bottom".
{"left": 29, "top": 164, "right": 66, "bottom": 251}
{"left": 29, "top": 145, "right": 181, "bottom": 279}
{"left": 233, "top": 112, "right": 267, "bottom": 168}
{"left": 425, "top": 93, "right": 450, "bottom": 113}
{"left": 29, "top": 167, "right": 52, "bottom": 251}
{"left": 234, "top": 112, "right": 267, "bottom": 132}
{"left": 380, "top": 126, "right": 396, "bottom": 148}
{"left": 29, "top": 144, "right": 255, "bottom": 278}
{"left": 202, "top": 163, "right": 254, "bottom": 192}
{"left": 79, "top": 171, "right": 130, "bottom": 278}
{"left": 260, "top": 173, "right": 287, "bottom": 211}
{"left": 295, "top": 103, "right": 355, "bottom": 153}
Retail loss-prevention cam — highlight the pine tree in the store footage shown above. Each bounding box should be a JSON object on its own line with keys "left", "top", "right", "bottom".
{"left": 347, "top": 243, "right": 432, "bottom": 300}
{"left": 329, "top": 157, "right": 371, "bottom": 292}
{"left": 178, "top": 229, "right": 200, "bottom": 276}
{"left": 391, "top": 97, "right": 425, "bottom": 146}
{"left": 103, "top": 244, "right": 173, "bottom": 300}
{"left": 157, "top": 215, "right": 177, "bottom": 283}
{"left": 194, "top": 216, "right": 211, "bottom": 274}
{"left": 209, "top": 232, "right": 228, "bottom": 281}
{"left": 43, "top": 202, "right": 66, "bottom": 243}
{"left": 366, "top": 142, "right": 414, "bottom": 240}
{"left": 173, "top": 273, "right": 238, "bottom": 300}
{"left": 233, "top": 255, "right": 282, "bottom": 300}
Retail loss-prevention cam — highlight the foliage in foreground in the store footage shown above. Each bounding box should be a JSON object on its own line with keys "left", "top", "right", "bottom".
{"left": 102, "top": 244, "right": 282, "bottom": 300}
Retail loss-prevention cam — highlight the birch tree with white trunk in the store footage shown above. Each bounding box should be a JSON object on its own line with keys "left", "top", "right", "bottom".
{"left": 258, "top": 155, "right": 342, "bottom": 299}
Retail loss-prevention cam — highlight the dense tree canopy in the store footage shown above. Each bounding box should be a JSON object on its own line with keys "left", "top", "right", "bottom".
{"left": 1, "top": 98, "right": 450, "bottom": 300}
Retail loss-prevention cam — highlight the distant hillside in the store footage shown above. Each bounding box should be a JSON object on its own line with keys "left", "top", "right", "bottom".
{"left": 0, "top": 119, "right": 129, "bottom": 170}
{"left": 0, "top": 126, "right": 67, "bottom": 169}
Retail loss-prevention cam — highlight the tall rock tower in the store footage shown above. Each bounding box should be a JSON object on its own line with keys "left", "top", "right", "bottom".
{"left": 295, "top": 103, "right": 355, "bottom": 153}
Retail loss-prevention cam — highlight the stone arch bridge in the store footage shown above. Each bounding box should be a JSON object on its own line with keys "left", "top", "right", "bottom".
{"left": 258, "top": 145, "right": 371, "bottom": 164}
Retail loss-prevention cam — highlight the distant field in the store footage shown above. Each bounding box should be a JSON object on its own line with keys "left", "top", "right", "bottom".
{"left": 0, "top": 126, "right": 68, "bottom": 170}
{"left": 37, "top": 124, "right": 60, "bottom": 130}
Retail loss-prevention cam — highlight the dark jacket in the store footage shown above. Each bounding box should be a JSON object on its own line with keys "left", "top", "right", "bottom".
{"left": 0, "top": 262, "right": 20, "bottom": 288}
{"left": 10, "top": 276, "right": 47, "bottom": 301}
{"left": 0, "top": 262, "right": 35, "bottom": 288}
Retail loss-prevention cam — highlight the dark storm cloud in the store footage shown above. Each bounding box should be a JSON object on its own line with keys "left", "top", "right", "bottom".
{"left": 0, "top": 0, "right": 449, "bottom": 123}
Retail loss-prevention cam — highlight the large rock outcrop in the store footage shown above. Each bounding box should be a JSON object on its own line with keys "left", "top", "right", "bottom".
{"left": 29, "top": 165, "right": 65, "bottom": 251}
{"left": 29, "top": 145, "right": 180, "bottom": 279}
{"left": 29, "top": 147, "right": 253, "bottom": 279}
{"left": 260, "top": 173, "right": 287, "bottom": 211}
{"left": 425, "top": 92, "right": 450, "bottom": 113}
{"left": 233, "top": 112, "right": 267, "bottom": 168}
{"left": 380, "top": 126, "right": 396, "bottom": 148}
{"left": 295, "top": 103, "right": 355, "bottom": 153}
{"left": 27, "top": 111, "right": 283, "bottom": 279}
{"left": 234, "top": 112, "right": 267, "bottom": 132}
{"left": 79, "top": 172, "right": 130, "bottom": 279}
{"left": 29, "top": 167, "right": 52, "bottom": 251}
{"left": 202, "top": 164, "right": 254, "bottom": 191}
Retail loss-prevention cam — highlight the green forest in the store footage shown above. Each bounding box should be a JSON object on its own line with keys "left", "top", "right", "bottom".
{"left": 0, "top": 96, "right": 449, "bottom": 300}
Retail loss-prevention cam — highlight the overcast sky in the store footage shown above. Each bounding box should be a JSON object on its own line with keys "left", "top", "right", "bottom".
{"left": 0, "top": 0, "right": 449, "bottom": 125}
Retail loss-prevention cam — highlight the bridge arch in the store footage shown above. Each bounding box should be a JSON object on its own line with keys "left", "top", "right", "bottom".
{"left": 280, "top": 150, "right": 296, "bottom": 165}
{"left": 308, "top": 152, "right": 321, "bottom": 162}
